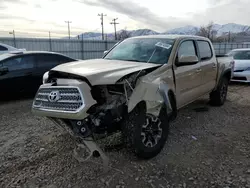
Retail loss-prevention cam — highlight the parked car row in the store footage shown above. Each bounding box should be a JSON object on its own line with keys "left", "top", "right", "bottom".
{"left": 0, "top": 51, "right": 76, "bottom": 96}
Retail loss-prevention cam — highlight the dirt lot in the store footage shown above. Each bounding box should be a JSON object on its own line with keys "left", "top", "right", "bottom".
{"left": 0, "top": 84, "right": 250, "bottom": 188}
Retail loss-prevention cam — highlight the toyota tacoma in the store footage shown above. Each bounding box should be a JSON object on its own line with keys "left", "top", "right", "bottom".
{"left": 32, "top": 35, "right": 234, "bottom": 164}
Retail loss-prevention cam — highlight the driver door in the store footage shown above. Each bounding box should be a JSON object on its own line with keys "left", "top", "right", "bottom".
{"left": 174, "top": 40, "right": 202, "bottom": 108}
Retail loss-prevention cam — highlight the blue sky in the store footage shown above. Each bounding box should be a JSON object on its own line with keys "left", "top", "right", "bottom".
{"left": 0, "top": 0, "right": 249, "bottom": 37}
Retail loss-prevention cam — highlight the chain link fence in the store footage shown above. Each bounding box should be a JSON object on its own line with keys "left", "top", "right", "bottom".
{"left": 0, "top": 37, "right": 118, "bottom": 60}
{"left": 1, "top": 37, "right": 250, "bottom": 59}
{"left": 213, "top": 43, "right": 250, "bottom": 55}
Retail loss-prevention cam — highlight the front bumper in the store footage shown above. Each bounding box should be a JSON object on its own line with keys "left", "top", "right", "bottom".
{"left": 231, "top": 71, "right": 250, "bottom": 83}
{"left": 32, "top": 81, "right": 96, "bottom": 120}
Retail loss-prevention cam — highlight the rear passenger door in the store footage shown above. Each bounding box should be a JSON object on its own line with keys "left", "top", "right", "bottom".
{"left": 197, "top": 40, "right": 218, "bottom": 93}
{"left": 0, "top": 55, "right": 35, "bottom": 93}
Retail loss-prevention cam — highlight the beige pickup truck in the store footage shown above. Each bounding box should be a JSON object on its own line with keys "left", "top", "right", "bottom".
{"left": 32, "top": 35, "right": 234, "bottom": 162}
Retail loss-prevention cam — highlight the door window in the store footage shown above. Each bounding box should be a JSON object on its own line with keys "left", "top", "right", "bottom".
{"left": 36, "top": 54, "right": 74, "bottom": 68}
{"left": 178, "top": 41, "right": 196, "bottom": 59}
{"left": 55, "top": 55, "right": 75, "bottom": 63}
{"left": 197, "top": 41, "right": 212, "bottom": 60}
{"left": 3, "top": 55, "right": 34, "bottom": 71}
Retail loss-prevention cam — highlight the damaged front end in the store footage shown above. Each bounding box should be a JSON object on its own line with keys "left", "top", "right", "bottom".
{"left": 32, "top": 66, "right": 173, "bottom": 168}
{"left": 32, "top": 70, "right": 149, "bottom": 166}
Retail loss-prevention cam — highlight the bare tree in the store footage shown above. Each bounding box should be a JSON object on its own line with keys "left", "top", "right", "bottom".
{"left": 116, "top": 29, "right": 130, "bottom": 40}
{"left": 196, "top": 21, "right": 218, "bottom": 41}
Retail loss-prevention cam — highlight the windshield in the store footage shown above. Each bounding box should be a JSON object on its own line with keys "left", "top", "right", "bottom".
{"left": 104, "top": 38, "right": 175, "bottom": 64}
{"left": 229, "top": 50, "right": 250, "bottom": 60}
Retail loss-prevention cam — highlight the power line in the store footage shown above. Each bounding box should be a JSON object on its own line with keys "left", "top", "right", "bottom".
{"left": 65, "top": 21, "right": 72, "bottom": 39}
{"left": 98, "top": 13, "right": 107, "bottom": 40}
{"left": 110, "top": 18, "right": 119, "bottom": 40}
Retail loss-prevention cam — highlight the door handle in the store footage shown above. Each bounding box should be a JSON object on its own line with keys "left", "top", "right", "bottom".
{"left": 212, "top": 63, "right": 217, "bottom": 68}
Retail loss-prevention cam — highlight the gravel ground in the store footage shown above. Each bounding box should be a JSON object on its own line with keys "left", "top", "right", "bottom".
{"left": 0, "top": 84, "right": 250, "bottom": 188}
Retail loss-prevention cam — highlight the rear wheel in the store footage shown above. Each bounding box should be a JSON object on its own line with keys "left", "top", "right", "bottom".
{"left": 209, "top": 77, "right": 229, "bottom": 106}
{"left": 122, "top": 103, "right": 169, "bottom": 159}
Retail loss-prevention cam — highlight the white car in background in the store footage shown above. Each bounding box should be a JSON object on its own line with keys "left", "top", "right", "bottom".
{"left": 0, "top": 43, "right": 26, "bottom": 55}
{"left": 228, "top": 48, "right": 250, "bottom": 83}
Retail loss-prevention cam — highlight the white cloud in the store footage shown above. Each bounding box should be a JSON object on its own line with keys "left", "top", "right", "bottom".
{"left": 0, "top": 0, "right": 249, "bottom": 37}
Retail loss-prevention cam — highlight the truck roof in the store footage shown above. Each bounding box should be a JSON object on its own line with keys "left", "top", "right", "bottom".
{"left": 131, "top": 34, "right": 209, "bottom": 40}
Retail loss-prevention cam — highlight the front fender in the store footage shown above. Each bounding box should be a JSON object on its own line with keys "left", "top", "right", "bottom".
{"left": 127, "top": 79, "right": 173, "bottom": 117}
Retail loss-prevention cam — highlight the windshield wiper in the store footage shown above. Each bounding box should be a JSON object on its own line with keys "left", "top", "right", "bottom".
{"left": 125, "top": 59, "right": 142, "bottom": 62}
{"left": 105, "top": 58, "right": 143, "bottom": 62}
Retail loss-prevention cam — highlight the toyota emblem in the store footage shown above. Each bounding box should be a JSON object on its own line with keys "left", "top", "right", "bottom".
{"left": 48, "top": 91, "right": 60, "bottom": 102}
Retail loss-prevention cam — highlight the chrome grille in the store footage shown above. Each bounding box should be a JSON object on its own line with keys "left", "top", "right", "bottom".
{"left": 33, "top": 87, "right": 84, "bottom": 112}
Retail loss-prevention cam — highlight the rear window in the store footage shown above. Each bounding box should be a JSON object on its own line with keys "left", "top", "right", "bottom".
{"left": 36, "top": 54, "right": 74, "bottom": 68}
{"left": 230, "top": 50, "right": 250, "bottom": 60}
{"left": 197, "top": 41, "right": 212, "bottom": 60}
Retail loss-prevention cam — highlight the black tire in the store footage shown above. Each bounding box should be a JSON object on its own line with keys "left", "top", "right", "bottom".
{"left": 209, "top": 76, "right": 229, "bottom": 106}
{"left": 121, "top": 102, "right": 169, "bottom": 159}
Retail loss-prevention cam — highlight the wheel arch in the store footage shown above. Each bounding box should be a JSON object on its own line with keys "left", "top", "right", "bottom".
{"left": 223, "top": 69, "right": 232, "bottom": 81}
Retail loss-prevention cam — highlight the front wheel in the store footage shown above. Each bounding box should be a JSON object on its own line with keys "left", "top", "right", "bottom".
{"left": 209, "top": 77, "right": 229, "bottom": 106}
{"left": 121, "top": 103, "right": 169, "bottom": 159}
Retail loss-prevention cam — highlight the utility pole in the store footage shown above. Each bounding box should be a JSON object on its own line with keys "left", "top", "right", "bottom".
{"left": 228, "top": 31, "right": 231, "bottom": 42}
{"left": 49, "top": 31, "right": 52, "bottom": 51}
{"left": 110, "top": 18, "right": 119, "bottom": 40}
{"left": 9, "top": 30, "right": 16, "bottom": 47}
{"left": 65, "top": 21, "right": 72, "bottom": 39}
{"left": 98, "top": 13, "right": 107, "bottom": 40}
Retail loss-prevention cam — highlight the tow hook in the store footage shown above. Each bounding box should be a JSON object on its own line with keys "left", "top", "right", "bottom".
{"left": 70, "top": 120, "right": 92, "bottom": 138}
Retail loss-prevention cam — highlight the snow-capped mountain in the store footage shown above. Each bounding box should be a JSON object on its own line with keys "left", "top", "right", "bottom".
{"left": 165, "top": 23, "right": 250, "bottom": 36}
{"left": 77, "top": 32, "right": 102, "bottom": 39}
{"left": 165, "top": 25, "right": 199, "bottom": 35}
{"left": 76, "top": 29, "right": 159, "bottom": 40}
{"left": 75, "top": 23, "right": 250, "bottom": 40}
{"left": 215, "top": 23, "right": 250, "bottom": 35}
{"left": 129, "top": 29, "right": 159, "bottom": 37}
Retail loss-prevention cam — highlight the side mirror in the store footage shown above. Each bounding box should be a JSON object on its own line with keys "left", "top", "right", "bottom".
{"left": 0, "top": 66, "right": 8, "bottom": 75}
{"left": 176, "top": 55, "right": 199, "bottom": 66}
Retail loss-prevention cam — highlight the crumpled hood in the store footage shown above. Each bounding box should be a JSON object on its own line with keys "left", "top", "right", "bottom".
{"left": 234, "top": 60, "right": 250, "bottom": 71}
{"left": 52, "top": 59, "right": 161, "bottom": 85}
